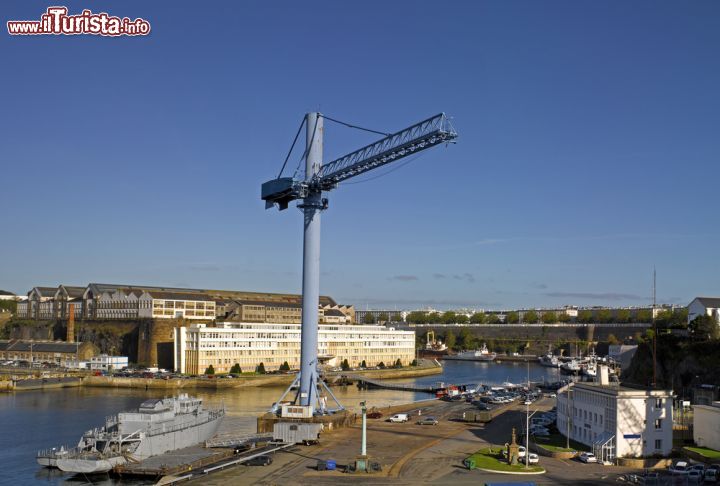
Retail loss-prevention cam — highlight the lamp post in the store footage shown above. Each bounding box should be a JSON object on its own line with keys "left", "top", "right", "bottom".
{"left": 360, "top": 400, "right": 367, "bottom": 457}
{"left": 525, "top": 400, "right": 537, "bottom": 469}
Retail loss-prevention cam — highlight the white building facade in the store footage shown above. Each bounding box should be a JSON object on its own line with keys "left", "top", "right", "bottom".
{"left": 688, "top": 297, "right": 720, "bottom": 325}
{"left": 89, "top": 354, "right": 129, "bottom": 371}
{"left": 693, "top": 401, "right": 720, "bottom": 451}
{"left": 174, "top": 322, "right": 416, "bottom": 375}
{"left": 556, "top": 376, "right": 674, "bottom": 461}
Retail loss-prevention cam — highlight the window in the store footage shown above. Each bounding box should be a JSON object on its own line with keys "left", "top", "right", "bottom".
{"left": 654, "top": 439, "right": 662, "bottom": 450}
{"left": 655, "top": 398, "right": 663, "bottom": 408}
{"left": 654, "top": 419, "right": 662, "bottom": 429}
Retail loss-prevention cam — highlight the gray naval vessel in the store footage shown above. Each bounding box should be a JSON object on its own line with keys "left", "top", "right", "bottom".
{"left": 37, "top": 394, "right": 224, "bottom": 474}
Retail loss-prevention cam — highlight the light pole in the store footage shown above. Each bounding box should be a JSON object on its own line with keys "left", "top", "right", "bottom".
{"left": 525, "top": 400, "right": 537, "bottom": 469}
{"left": 360, "top": 400, "right": 367, "bottom": 457}
{"left": 566, "top": 389, "right": 573, "bottom": 449}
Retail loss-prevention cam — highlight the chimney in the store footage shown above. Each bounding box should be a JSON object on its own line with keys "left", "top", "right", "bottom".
{"left": 597, "top": 364, "right": 609, "bottom": 386}
{"left": 67, "top": 303, "right": 75, "bottom": 342}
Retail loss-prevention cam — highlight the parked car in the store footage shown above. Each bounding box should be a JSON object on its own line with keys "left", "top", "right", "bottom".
{"left": 705, "top": 464, "right": 719, "bottom": 483}
{"left": 670, "top": 461, "right": 690, "bottom": 475}
{"left": 388, "top": 413, "right": 409, "bottom": 423}
{"left": 687, "top": 470, "right": 703, "bottom": 484}
{"left": 367, "top": 411, "right": 383, "bottom": 419}
{"left": 523, "top": 453, "right": 539, "bottom": 465}
{"left": 246, "top": 455, "right": 273, "bottom": 466}
{"left": 417, "top": 416, "right": 439, "bottom": 426}
{"left": 503, "top": 446, "right": 527, "bottom": 459}
{"left": 578, "top": 452, "right": 597, "bottom": 463}
{"left": 476, "top": 403, "right": 493, "bottom": 411}
{"left": 690, "top": 464, "right": 705, "bottom": 474}
{"left": 531, "top": 428, "right": 550, "bottom": 437}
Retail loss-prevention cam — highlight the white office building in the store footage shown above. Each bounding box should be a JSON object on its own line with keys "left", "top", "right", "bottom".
{"left": 89, "top": 354, "right": 129, "bottom": 371}
{"left": 174, "top": 322, "right": 416, "bottom": 375}
{"left": 556, "top": 367, "right": 674, "bottom": 462}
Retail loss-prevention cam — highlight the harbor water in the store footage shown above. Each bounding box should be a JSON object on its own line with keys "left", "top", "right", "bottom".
{"left": 0, "top": 361, "right": 561, "bottom": 485}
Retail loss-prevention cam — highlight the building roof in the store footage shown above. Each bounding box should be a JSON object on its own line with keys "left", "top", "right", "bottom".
{"left": 693, "top": 297, "right": 720, "bottom": 308}
{"left": 568, "top": 381, "right": 673, "bottom": 397}
{"left": 33, "top": 287, "right": 58, "bottom": 298}
{"left": 0, "top": 290, "right": 15, "bottom": 296}
{"left": 61, "top": 286, "right": 86, "bottom": 298}
{"left": 324, "top": 308, "right": 346, "bottom": 317}
{"left": 147, "top": 291, "right": 215, "bottom": 302}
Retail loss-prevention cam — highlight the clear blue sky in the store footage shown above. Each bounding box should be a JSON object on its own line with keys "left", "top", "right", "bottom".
{"left": 2, "top": 1, "right": 719, "bottom": 309}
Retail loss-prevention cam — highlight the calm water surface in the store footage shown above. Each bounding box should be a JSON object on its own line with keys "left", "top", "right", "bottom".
{"left": 0, "top": 361, "right": 561, "bottom": 485}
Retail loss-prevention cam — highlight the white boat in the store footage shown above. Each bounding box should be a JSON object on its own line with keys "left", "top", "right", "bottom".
{"left": 444, "top": 343, "right": 496, "bottom": 361}
{"left": 40, "top": 394, "right": 224, "bottom": 473}
{"left": 538, "top": 354, "right": 560, "bottom": 368}
{"left": 560, "top": 359, "right": 581, "bottom": 375}
{"left": 36, "top": 446, "right": 70, "bottom": 467}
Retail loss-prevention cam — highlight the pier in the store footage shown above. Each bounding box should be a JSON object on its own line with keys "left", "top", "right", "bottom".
{"left": 352, "top": 376, "right": 442, "bottom": 394}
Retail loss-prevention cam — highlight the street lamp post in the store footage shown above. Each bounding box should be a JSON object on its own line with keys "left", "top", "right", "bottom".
{"left": 360, "top": 400, "right": 367, "bottom": 457}
{"left": 525, "top": 400, "right": 537, "bottom": 470}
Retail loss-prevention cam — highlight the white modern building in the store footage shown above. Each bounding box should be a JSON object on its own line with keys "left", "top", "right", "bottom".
{"left": 174, "top": 322, "right": 416, "bottom": 375}
{"left": 556, "top": 367, "right": 674, "bottom": 462}
{"left": 89, "top": 354, "right": 129, "bottom": 371}
{"left": 693, "top": 401, "right": 720, "bottom": 451}
{"left": 688, "top": 297, "right": 720, "bottom": 325}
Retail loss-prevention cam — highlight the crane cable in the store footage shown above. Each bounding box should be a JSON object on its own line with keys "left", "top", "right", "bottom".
{"left": 340, "top": 151, "right": 430, "bottom": 185}
{"left": 276, "top": 117, "right": 306, "bottom": 179}
{"left": 320, "top": 114, "right": 391, "bottom": 137}
{"left": 292, "top": 114, "right": 320, "bottom": 180}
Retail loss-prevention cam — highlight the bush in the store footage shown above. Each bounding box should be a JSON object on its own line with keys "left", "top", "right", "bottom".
{"left": 378, "top": 361, "right": 386, "bottom": 369}
{"left": 279, "top": 361, "right": 290, "bottom": 371}
{"left": 204, "top": 365, "right": 215, "bottom": 375}
{"left": 256, "top": 362, "right": 266, "bottom": 374}
{"left": 341, "top": 359, "right": 350, "bottom": 371}
{"left": 411, "top": 359, "right": 418, "bottom": 366}
{"left": 229, "top": 363, "right": 241, "bottom": 374}
{"left": 394, "top": 358, "right": 402, "bottom": 368}
{"left": 360, "top": 360, "right": 367, "bottom": 368}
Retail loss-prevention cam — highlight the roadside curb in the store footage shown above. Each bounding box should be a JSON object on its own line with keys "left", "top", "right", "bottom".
{"left": 475, "top": 467, "right": 546, "bottom": 475}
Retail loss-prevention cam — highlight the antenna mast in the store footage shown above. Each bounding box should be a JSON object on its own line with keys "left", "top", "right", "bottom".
{"left": 651, "top": 266, "right": 657, "bottom": 388}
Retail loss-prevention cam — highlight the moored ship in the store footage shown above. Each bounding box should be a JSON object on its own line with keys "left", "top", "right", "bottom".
{"left": 37, "top": 394, "right": 224, "bottom": 474}
{"left": 443, "top": 343, "right": 497, "bottom": 362}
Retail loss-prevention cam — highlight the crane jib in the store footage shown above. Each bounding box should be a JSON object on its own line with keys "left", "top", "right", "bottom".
{"left": 261, "top": 113, "right": 458, "bottom": 210}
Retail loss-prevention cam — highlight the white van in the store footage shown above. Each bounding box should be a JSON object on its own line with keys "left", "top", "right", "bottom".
{"left": 388, "top": 413, "right": 409, "bottom": 423}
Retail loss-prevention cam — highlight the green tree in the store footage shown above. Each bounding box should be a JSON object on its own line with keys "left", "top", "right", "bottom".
{"left": 441, "top": 311, "right": 457, "bottom": 324}
{"left": 616, "top": 309, "right": 631, "bottom": 323}
{"left": 394, "top": 358, "right": 402, "bottom": 368}
{"left": 256, "top": 362, "right": 266, "bottom": 374}
{"left": 444, "top": 330, "right": 456, "bottom": 349}
{"left": 279, "top": 361, "right": 290, "bottom": 371}
{"left": 377, "top": 312, "right": 389, "bottom": 323}
{"left": 0, "top": 300, "right": 17, "bottom": 313}
{"left": 360, "top": 360, "right": 367, "bottom": 368}
{"left": 557, "top": 312, "right": 571, "bottom": 323}
{"left": 363, "top": 313, "right": 376, "bottom": 324}
{"left": 486, "top": 314, "right": 501, "bottom": 324}
{"left": 458, "top": 327, "right": 474, "bottom": 349}
{"left": 341, "top": 358, "right": 350, "bottom": 371}
{"left": 689, "top": 315, "right": 719, "bottom": 340}
{"left": 607, "top": 333, "right": 620, "bottom": 345}
{"left": 390, "top": 312, "right": 402, "bottom": 322}
{"left": 577, "top": 310, "right": 593, "bottom": 323}
{"left": 427, "top": 312, "right": 441, "bottom": 323}
{"left": 541, "top": 311, "right": 557, "bottom": 324}
{"left": 506, "top": 312, "right": 519, "bottom": 324}
{"left": 455, "top": 314, "right": 469, "bottom": 324}
{"left": 411, "top": 359, "right": 418, "bottom": 366}
{"left": 636, "top": 309, "right": 653, "bottom": 323}
{"left": 597, "top": 309, "right": 613, "bottom": 323}
{"left": 204, "top": 364, "right": 215, "bottom": 375}
{"left": 470, "top": 312, "right": 486, "bottom": 324}
{"left": 229, "top": 363, "right": 242, "bottom": 374}
{"left": 523, "top": 310, "right": 539, "bottom": 324}
{"left": 406, "top": 311, "right": 427, "bottom": 324}
{"left": 378, "top": 361, "right": 386, "bottom": 369}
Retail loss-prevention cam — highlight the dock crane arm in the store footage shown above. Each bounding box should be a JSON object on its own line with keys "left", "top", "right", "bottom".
{"left": 261, "top": 113, "right": 457, "bottom": 210}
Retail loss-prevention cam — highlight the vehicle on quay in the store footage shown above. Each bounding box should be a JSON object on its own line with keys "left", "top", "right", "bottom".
{"left": 443, "top": 343, "right": 497, "bottom": 362}
{"left": 705, "top": 464, "right": 719, "bottom": 483}
{"left": 246, "top": 455, "right": 273, "bottom": 466}
{"left": 503, "top": 446, "right": 527, "bottom": 459}
{"left": 578, "top": 452, "right": 597, "bottom": 463}
{"left": 417, "top": 416, "right": 439, "bottom": 426}
{"left": 687, "top": 469, "right": 703, "bottom": 484}
{"left": 670, "top": 461, "right": 690, "bottom": 475}
{"left": 388, "top": 413, "right": 409, "bottom": 423}
{"left": 523, "top": 453, "right": 540, "bottom": 465}
{"left": 37, "top": 394, "right": 224, "bottom": 474}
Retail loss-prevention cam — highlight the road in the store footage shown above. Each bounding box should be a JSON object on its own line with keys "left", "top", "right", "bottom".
{"left": 190, "top": 397, "right": 646, "bottom": 485}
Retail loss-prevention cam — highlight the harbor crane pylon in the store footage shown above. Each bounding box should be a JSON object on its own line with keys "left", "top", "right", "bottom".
{"left": 262, "top": 112, "right": 458, "bottom": 415}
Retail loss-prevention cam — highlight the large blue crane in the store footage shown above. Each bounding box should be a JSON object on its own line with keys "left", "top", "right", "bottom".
{"left": 262, "top": 112, "right": 457, "bottom": 416}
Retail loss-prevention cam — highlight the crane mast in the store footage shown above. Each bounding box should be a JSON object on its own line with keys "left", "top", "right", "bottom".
{"left": 262, "top": 112, "right": 457, "bottom": 415}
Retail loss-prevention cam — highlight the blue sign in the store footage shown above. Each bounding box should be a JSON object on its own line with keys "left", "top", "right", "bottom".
{"left": 623, "top": 434, "right": 641, "bottom": 439}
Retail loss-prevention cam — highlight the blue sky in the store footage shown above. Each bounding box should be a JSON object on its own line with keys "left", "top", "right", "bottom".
{"left": 1, "top": 1, "right": 719, "bottom": 309}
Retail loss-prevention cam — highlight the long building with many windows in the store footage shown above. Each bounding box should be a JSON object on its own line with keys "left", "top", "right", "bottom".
{"left": 174, "top": 322, "right": 415, "bottom": 374}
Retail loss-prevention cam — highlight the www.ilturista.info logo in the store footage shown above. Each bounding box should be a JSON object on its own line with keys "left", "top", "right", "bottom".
{"left": 7, "top": 7, "right": 151, "bottom": 36}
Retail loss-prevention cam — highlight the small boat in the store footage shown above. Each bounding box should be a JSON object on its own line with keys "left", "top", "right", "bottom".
{"left": 36, "top": 446, "right": 70, "bottom": 468}
{"left": 538, "top": 354, "right": 560, "bottom": 368}
{"left": 444, "top": 343, "right": 497, "bottom": 362}
{"left": 560, "top": 359, "right": 581, "bottom": 375}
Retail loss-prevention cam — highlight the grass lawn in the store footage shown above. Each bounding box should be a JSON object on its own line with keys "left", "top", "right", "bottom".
{"left": 534, "top": 433, "right": 589, "bottom": 453}
{"left": 466, "top": 448, "right": 544, "bottom": 473}
{"left": 685, "top": 446, "right": 720, "bottom": 460}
